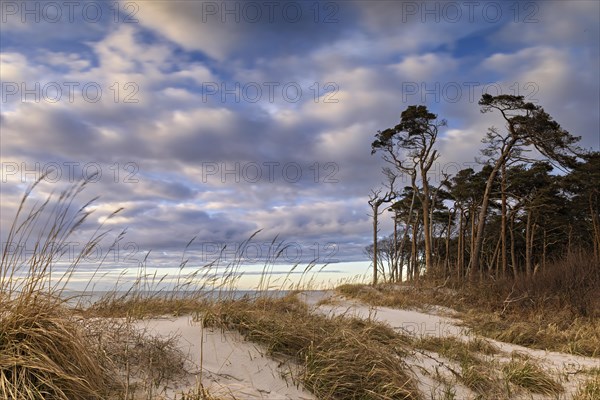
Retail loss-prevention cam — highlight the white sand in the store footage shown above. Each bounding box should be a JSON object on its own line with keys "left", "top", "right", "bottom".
{"left": 135, "top": 316, "right": 315, "bottom": 399}
{"left": 308, "top": 294, "right": 466, "bottom": 337}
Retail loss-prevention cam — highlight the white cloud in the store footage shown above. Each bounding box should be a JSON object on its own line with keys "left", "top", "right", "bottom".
{"left": 36, "top": 50, "right": 91, "bottom": 72}
{"left": 483, "top": 47, "right": 568, "bottom": 82}
{"left": 390, "top": 53, "right": 459, "bottom": 81}
{"left": 1, "top": 52, "right": 42, "bottom": 82}
{"left": 132, "top": 1, "right": 244, "bottom": 60}
{"left": 481, "top": 45, "right": 598, "bottom": 149}
{"left": 492, "top": 1, "right": 599, "bottom": 49}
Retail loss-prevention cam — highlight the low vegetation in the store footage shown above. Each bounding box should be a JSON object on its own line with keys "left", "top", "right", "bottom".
{"left": 201, "top": 295, "right": 420, "bottom": 399}
{"left": 0, "top": 295, "right": 115, "bottom": 399}
{"left": 337, "top": 251, "right": 600, "bottom": 358}
{"left": 574, "top": 369, "right": 600, "bottom": 400}
{"left": 0, "top": 179, "right": 225, "bottom": 399}
{"left": 502, "top": 354, "right": 563, "bottom": 396}
{"left": 2, "top": 173, "right": 598, "bottom": 399}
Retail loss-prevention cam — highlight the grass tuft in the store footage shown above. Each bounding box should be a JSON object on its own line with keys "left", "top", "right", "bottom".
{"left": 573, "top": 370, "right": 600, "bottom": 400}
{"left": 502, "top": 354, "right": 563, "bottom": 395}
{"left": 0, "top": 295, "right": 116, "bottom": 399}
{"left": 0, "top": 178, "right": 120, "bottom": 399}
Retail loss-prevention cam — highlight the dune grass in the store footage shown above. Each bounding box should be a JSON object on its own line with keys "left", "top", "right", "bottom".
{"left": 415, "top": 336, "right": 499, "bottom": 394}
{"left": 502, "top": 353, "right": 564, "bottom": 396}
{"left": 0, "top": 178, "right": 229, "bottom": 399}
{"left": 573, "top": 369, "right": 600, "bottom": 400}
{"left": 0, "top": 177, "right": 120, "bottom": 399}
{"left": 0, "top": 295, "right": 116, "bottom": 399}
{"left": 336, "top": 256, "right": 600, "bottom": 358}
{"left": 201, "top": 295, "right": 421, "bottom": 400}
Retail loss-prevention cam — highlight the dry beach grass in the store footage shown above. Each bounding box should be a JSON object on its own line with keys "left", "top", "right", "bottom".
{"left": 1, "top": 178, "right": 599, "bottom": 399}
{"left": 0, "top": 178, "right": 224, "bottom": 399}
{"left": 337, "top": 255, "right": 600, "bottom": 359}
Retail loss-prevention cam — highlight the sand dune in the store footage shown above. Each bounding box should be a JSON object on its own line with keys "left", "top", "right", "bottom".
{"left": 133, "top": 291, "right": 599, "bottom": 399}
{"left": 136, "top": 316, "right": 315, "bottom": 399}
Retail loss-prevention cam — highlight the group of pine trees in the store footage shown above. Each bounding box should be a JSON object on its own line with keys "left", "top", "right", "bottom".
{"left": 368, "top": 94, "right": 600, "bottom": 284}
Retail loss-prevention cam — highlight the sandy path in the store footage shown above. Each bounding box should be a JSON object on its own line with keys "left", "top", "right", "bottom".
{"left": 136, "top": 317, "right": 315, "bottom": 400}
{"left": 302, "top": 291, "right": 600, "bottom": 400}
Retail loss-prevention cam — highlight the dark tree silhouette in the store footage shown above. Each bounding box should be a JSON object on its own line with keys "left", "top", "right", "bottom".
{"left": 470, "top": 94, "right": 582, "bottom": 275}
{"left": 372, "top": 105, "right": 445, "bottom": 274}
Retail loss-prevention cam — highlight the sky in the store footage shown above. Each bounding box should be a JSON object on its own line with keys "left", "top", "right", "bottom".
{"left": 1, "top": 1, "right": 599, "bottom": 289}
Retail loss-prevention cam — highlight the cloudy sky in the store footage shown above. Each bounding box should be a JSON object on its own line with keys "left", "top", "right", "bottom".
{"left": 1, "top": 1, "right": 599, "bottom": 287}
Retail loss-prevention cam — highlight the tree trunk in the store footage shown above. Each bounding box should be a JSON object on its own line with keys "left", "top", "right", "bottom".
{"left": 501, "top": 163, "right": 508, "bottom": 277}
{"left": 372, "top": 205, "right": 379, "bottom": 285}
{"left": 398, "top": 247, "right": 404, "bottom": 283}
{"left": 542, "top": 228, "right": 547, "bottom": 271}
{"left": 510, "top": 211, "right": 518, "bottom": 279}
{"left": 398, "top": 190, "right": 417, "bottom": 282}
{"left": 411, "top": 218, "right": 419, "bottom": 281}
{"left": 491, "top": 235, "right": 501, "bottom": 277}
{"left": 531, "top": 222, "right": 537, "bottom": 273}
{"left": 421, "top": 171, "right": 433, "bottom": 275}
{"left": 471, "top": 138, "right": 517, "bottom": 275}
{"left": 398, "top": 231, "right": 407, "bottom": 283}
{"left": 470, "top": 172, "right": 496, "bottom": 278}
{"left": 393, "top": 213, "right": 398, "bottom": 282}
{"left": 469, "top": 207, "right": 476, "bottom": 276}
{"left": 457, "top": 207, "right": 464, "bottom": 280}
{"left": 525, "top": 211, "right": 532, "bottom": 277}
{"left": 445, "top": 210, "right": 452, "bottom": 278}
{"left": 590, "top": 192, "right": 600, "bottom": 260}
